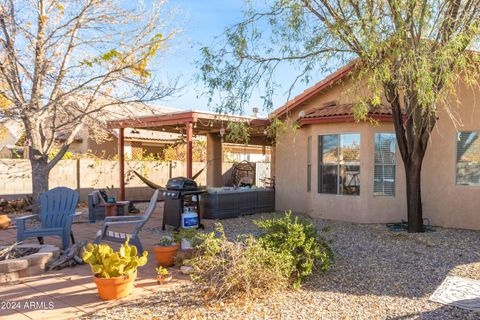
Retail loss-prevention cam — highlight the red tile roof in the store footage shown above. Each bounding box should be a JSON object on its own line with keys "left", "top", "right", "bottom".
{"left": 297, "top": 103, "right": 398, "bottom": 125}
{"left": 271, "top": 59, "right": 359, "bottom": 117}
{"left": 302, "top": 103, "right": 392, "bottom": 119}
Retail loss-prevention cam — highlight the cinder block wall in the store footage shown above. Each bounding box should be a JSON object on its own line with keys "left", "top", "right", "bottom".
{"left": 0, "top": 159, "right": 211, "bottom": 201}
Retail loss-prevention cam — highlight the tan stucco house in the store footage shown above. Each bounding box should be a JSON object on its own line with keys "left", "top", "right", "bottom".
{"left": 66, "top": 104, "right": 182, "bottom": 158}
{"left": 0, "top": 103, "right": 187, "bottom": 159}
{"left": 272, "top": 61, "right": 480, "bottom": 230}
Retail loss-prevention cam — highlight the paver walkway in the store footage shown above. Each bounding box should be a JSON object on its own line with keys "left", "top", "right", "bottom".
{"left": 0, "top": 202, "right": 189, "bottom": 320}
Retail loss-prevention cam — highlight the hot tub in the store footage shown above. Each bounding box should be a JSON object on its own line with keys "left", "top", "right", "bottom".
{"left": 200, "top": 188, "right": 275, "bottom": 219}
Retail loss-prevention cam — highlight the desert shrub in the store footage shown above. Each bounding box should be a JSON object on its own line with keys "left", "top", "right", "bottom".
{"left": 174, "top": 248, "right": 197, "bottom": 266}
{"left": 187, "top": 212, "right": 334, "bottom": 301}
{"left": 186, "top": 224, "right": 291, "bottom": 301}
{"left": 255, "top": 211, "right": 334, "bottom": 288}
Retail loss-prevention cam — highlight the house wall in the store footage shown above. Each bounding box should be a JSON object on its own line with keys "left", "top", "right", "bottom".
{"left": 420, "top": 80, "right": 480, "bottom": 229}
{"left": 71, "top": 135, "right": 168, "bottom": 159}
{"left": 281, "top": 77, "right": 355, "bottom": 119}
{"left": 275, "top": 78, "right": 480, "bottom": 230}
{"left": 276, "top": 121, "right": 407, "bottom": 224}
{"left": 86, "top": 137, "right": 118, "bottom": 158}
{"left": 69, "top": 135, "right": 118, "bottom": 158}
{"left": 141, "top": 144, "right": 166, "bottom": 158}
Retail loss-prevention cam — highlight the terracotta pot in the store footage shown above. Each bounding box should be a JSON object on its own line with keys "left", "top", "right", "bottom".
{"left": 0, "top": 215, "right": 11, "bottom": 230}
{"left": 153, "top": 244, "right": 180, "bottom": 267}
{"left": 93, "top": 271, "right": 137, "bottom": 300}
{"left": 157, "top": 273, "right": 173, "bottom": 285}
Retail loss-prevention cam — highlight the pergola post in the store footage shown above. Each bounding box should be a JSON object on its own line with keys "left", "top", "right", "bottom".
{"left": 118, "top": 127, "right": 125, "bottom": 200}
{"left": 186, "top": 121, "right": 193, "bottom": 178}
{"left": 207, "top": 132, "right": 223, "bottom": 187}
{"left": 270, "top": 144, "right": 276, "bottom": 180}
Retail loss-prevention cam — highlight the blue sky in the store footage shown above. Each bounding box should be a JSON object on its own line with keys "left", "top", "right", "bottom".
{"left": 156, "top": 0, "right": 314, "bottom": 115}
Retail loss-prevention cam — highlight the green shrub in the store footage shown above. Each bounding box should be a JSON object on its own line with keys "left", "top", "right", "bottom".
{"left": 156, "top": 234, "right": 179, "bottom": 246}
{"left": 186, "top": 224, "right": 291, "bottom": 300}
{"left": 186, "top": 212, "right": 334, "bottom": 301}
{"left": 255, "top": 211, "right": 334, "bottom": 288}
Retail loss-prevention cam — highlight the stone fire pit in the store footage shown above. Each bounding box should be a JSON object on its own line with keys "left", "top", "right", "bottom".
{"left": 0, "top": 244, "right": 60, "bottom": 283}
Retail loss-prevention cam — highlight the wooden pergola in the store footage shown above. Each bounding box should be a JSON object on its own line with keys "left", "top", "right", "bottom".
{"left": 107, "top": 110, "right": 271, "bottom": 200}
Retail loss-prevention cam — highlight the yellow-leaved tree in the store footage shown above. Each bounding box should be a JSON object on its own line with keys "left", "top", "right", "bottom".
{"left": 0, "top": 0, "right": 180, "bottom": 213}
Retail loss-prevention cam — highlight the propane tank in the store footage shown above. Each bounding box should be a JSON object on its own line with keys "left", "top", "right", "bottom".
{"left": 181, "top": 207, "right": 199, "bottom": 229}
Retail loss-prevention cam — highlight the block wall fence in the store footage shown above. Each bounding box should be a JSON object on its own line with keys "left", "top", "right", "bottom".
{"left": 0, "top": 159, "right": 218, "bottom": 201}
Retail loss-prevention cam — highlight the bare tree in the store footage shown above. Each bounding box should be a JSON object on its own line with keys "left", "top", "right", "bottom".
{"left": 0, "top": 0, "right": 180, "bottom": 212}
{"left": 199, "top": 0, "right": 480, "bottom": 232}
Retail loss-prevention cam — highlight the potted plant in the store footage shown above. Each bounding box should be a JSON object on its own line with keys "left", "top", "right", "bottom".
{"left": 178, "top": 228, "right": 198, "bottom": 250}
{"left": 156, "top": 266, "right": 173, "bottom": 284}
{"left": 82, "top": 239, "right": 148, "bottom": 300}
{"left": 105, "top": 185, "right": 116, "bottom": 203}
{"left": 153, "top": 235, "right": 180, "bottom": 267}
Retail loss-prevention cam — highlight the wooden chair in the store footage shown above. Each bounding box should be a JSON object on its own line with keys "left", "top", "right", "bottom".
{"left": 16, "top": 187, "right": 81, "bottom": 250}
{"left": 94, "top": 189, "right": 160, "bottom": 254}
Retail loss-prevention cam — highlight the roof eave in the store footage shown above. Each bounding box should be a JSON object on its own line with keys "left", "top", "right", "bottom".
{"left": 270, "top": 60, "right": 359, "bottom": 119}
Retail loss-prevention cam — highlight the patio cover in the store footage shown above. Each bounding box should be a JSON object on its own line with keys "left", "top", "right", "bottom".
{"left": 107, "top": 110, "right": 271, "bottom": 200}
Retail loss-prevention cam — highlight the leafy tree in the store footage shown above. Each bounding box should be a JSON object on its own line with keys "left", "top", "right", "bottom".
{"left": 0, "top": 0, "right": 180, "bottom": 212}
{"left": 199, "top": 1, "right": 480, "bottom": 232}
{"left": 163, "top": 140, "right": 207, "bottom": 162}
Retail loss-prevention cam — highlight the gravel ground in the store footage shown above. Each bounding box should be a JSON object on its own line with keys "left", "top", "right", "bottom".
{"left": 85, "top": 212, "right": 480, "bottom": 320}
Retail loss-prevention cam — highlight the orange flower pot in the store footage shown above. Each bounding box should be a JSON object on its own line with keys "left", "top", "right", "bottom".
{"left": 0, "top": 215, "right": 11, "bottom": 230}
{"left": 153, "top": 244, "right": 180, "bottom": 267}
{"left": 93, "top": 271, "right": 137, "bottom": 300}
{"left": 157, "top": 273, "right": 173, "bottom": 285}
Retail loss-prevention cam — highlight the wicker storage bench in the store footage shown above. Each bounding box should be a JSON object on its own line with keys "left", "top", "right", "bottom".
{"left": 201, "top": 188, "right": 275, "bottom": 219}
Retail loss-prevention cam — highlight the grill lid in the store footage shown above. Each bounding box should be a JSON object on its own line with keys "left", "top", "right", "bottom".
{"left": 166, "top": 177, "right": 198, "bottom": 191}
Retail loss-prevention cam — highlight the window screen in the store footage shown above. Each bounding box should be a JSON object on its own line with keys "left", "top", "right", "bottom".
{"left": 374, "top": 133, "right": 396, "bottom": 196}
{"left": 456, "top": 131, "right": 480, "bottom": 186}
{"left": 318, "top": 133, "right": 360, "bottom": 195}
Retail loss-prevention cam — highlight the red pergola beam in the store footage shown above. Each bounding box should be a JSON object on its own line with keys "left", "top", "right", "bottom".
{"left": 186, "top": 121, "right": 193, "bottom": 178}
{"left": 118, "top": 127, "right": 125, "bottom": 201}
{"left": 108, "top": 112, "right": 197, "bottom": 129}
{"left": 109, "top": 117, "right": 196, "bottom": 129}
{"left": 107, "top": 111, "right": 270, "bottom": 130}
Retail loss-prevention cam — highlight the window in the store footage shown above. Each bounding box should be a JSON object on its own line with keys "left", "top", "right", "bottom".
{"left": 374, "top": 133, "right": 396, "bottom": 196}
{"left": 456, "top": 131, "right": 480, "bottom": 186}
{"left": 307, "top": 136, "right": 312, "bottom": 192}
{"left": 318, "top": 133, "right": 360, "bottom": 195}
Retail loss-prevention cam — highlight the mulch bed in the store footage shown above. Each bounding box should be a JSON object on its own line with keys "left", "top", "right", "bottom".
{"left": 84, "top": 213, "right": 480, "bottom": 320}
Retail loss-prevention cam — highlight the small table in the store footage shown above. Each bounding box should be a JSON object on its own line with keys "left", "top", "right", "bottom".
{"left": 98, "top": 201, "right": 129, "bottom": 217}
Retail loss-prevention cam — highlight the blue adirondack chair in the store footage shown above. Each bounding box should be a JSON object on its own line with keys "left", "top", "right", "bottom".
{"left": 94, "top": 189, "right": 160, "bottom": 254}
{"left": 16, "top": 187, "right": 81, "bottom": 250}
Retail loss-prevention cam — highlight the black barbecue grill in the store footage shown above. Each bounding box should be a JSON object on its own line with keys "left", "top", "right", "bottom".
{"left": 162, "top": 177, "right": 206, "bottom": 230}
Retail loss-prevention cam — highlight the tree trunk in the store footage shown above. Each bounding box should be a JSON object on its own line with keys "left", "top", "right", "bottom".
{"left": 385, "top": 81, "right": 431, "bottom": 233}
{"left": 30, "top": 156, "right": 49, "bottom": 215}
{"left": 404, "top": 159, "right": 424, "bottom": 233}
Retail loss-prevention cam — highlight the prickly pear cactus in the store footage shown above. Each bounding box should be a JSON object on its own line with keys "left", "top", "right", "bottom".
{"left": 82, "top": 239, "right": 148, "bottom": 278}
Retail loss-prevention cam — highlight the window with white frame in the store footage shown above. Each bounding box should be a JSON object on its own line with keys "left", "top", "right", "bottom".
{"left": 374, "top": 133, "right": 396, "bottom": 196}
{"left": 456, "top": 131, "right": 480, "bottom": 186}
{"left": 318, "top": 133, "right": 360, "bottom": 195}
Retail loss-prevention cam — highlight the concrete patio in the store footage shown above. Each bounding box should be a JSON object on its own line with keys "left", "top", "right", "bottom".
{"left": 0, "top": 202, "right": 189, "bottom": 320}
